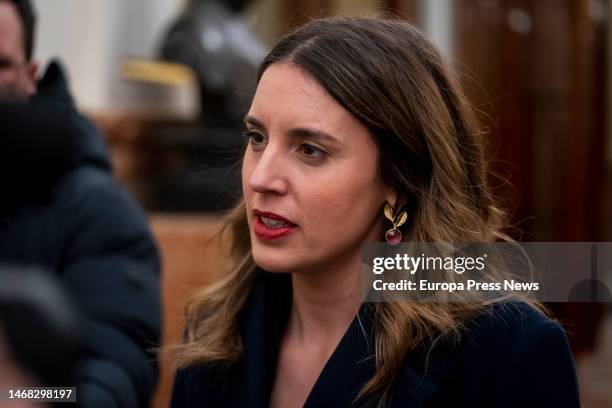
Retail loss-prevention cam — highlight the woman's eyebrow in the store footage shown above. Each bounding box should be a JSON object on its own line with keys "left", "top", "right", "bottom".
{"left": 288, "top": 128, "right": 340, "bottom": 146}
{"left": 244, "top": 115, "right": 266, "bottom": 130}
{"left": 244, "top": 115, "right": 340, "bottom": 146}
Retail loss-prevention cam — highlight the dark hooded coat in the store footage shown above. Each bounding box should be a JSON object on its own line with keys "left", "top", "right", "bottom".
{"left": 0, "top": 62, "right": 161, "bottom": 408}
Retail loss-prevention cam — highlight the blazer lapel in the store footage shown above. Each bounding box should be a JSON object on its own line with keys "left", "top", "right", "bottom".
{"left": 388, "top": 362, "right": 441, "bottom": 408}
{"left": 303, "top": 304, "right": 377, "bottom": 408}
{"left": 303, "top": 302, "right": 443, "bottom": 408}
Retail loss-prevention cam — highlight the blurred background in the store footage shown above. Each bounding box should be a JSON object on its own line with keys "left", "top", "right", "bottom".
{"left": 29, "top": 0, "right": 612, "bottom": 406}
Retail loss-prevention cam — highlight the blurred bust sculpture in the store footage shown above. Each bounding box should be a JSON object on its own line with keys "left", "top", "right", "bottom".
{"left": 160, "top": 0, "right": 266, "bottom": 127}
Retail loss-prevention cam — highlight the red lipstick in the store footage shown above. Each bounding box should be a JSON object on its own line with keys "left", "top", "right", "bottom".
{"left": 253, "top": 209, "right": 297, "bottom": 240}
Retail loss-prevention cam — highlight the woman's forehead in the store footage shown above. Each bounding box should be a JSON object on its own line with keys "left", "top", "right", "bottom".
{"left": 248, "top": 63, "right": 362, "bottom": 136}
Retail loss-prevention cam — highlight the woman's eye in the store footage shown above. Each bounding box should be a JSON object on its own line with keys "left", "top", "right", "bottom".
{"left": 299, "top": 143, "right": 327, "bottom": 159}
{"left": 244, "top": 131, "right": 266, "bottom": 146}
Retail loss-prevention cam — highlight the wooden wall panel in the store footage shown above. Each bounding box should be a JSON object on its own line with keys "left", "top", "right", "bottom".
{"left": 386, "top": 0, "right": 417, "bottom": 20}
{"left": 282, "top": 0, "right": 333, "bottom": 32}
{"left": 452, "top": 0, "right": 608, "bottom": 355}
{"left": 450, "top": 0, "right": 607, "bottom": 242}
{"left": 150, "top": 215, "right": 229, "bottom": 408}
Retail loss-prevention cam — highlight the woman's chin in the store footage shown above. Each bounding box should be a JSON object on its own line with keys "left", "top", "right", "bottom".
{"left": 252, "top": 253, "right": 295, "bottom": 273}
{"left": 252, "top": 250, "right": 318, "bottom": 274}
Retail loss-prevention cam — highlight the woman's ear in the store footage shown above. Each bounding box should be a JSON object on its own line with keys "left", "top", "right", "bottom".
{"left": 384, "top": 187, "right": 398, "bottom": 210}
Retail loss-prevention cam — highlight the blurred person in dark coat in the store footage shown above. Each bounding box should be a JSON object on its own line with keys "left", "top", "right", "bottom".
{"left": 0, "top": 1, "right": 161, "bottom": 407}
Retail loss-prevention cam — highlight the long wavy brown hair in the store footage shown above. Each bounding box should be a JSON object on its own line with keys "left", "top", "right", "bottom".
{"left": 169, "top": 16, "right": 544, "bottom": 406}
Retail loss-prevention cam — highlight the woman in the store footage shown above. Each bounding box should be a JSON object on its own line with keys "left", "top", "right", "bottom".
{"left": 170, "top": 17, "right": 579, "bottom": 408}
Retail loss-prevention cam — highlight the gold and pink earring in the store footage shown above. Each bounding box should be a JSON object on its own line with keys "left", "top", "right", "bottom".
{"left": 384, "top": 202, "right": 407, "bottom": 245}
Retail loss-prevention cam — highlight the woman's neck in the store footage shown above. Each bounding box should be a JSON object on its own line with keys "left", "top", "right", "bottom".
{"left": 286, "top": 256, "right": 362, "bottom": 346}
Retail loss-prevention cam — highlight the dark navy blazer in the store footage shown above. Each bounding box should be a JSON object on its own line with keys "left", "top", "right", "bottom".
{"left": 171, "top": 272, "right": 580, "bottom": 407}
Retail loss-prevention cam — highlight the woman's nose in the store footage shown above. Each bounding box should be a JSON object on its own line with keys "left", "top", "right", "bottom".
{"left": 246, "top": 146, "right": 289, "bottom": 195}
